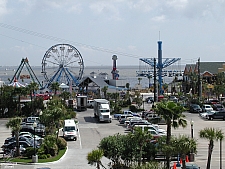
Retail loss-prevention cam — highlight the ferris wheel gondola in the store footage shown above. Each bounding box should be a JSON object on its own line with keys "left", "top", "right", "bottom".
{"left": 41, "top": 44, "right": 84, "bottom": 88}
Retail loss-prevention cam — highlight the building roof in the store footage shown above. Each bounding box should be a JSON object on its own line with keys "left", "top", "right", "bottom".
{"left": 184, "top": 62, "right": 225, "bottom": 75}
{"left": 79, "top": 76, "right": 109, "bottom": 88}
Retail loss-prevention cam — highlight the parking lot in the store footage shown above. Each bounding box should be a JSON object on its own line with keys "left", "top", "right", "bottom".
{"left": 0, "top": 105, "right": 225, "bottom": 168}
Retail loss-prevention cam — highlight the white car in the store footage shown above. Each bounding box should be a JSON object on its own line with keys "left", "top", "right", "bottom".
{"left": 202, "top": 104, "right": 213, "bottom": 112}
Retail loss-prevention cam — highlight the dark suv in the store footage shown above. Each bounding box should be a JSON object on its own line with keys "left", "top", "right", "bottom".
{"left": 212, "top": 104, "right": 225, "bottom": 111}
{"left": 189, "top": 104, "right": 202, "bottom": 113}
{"left": 206, "top": 111, "right": 225, "bottom": 120}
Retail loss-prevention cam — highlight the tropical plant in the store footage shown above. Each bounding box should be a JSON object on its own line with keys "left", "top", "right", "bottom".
{"left": 6, "top": 117, "right": 22, "bottom": 157}
{"left": 199, "top": 127, "right": 224, "bottom": 169}
{"left": 87, "top": 149, "right": 106, "bottom": 169}
{"left": 154, "top": 101, "right": 187, "bottom": 169}
{"left": 101, "top": 86, "right": 108, "bottom": 99}
{"left": 138, "top": 77, "right": 142, "bottom": 85}
{"left": 171, "top": 135, "right": 197, "bottom": 169}
{"left": 26, "top": 82, "right": 39, "bottom": 114}
{"left": 50, "top": 82, "right": 60, "bottom": 95}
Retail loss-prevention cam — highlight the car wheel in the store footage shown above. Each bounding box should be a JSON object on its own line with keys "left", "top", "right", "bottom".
{"left": 74, "top": 137, "right": 77, "bottom": 141}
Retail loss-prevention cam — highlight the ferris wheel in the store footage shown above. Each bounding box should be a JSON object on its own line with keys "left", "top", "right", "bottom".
{"left": 41, "top": 44, "right": 84, "bottom": 88}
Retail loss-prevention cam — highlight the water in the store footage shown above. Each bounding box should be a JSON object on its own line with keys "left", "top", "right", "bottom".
{"left": 0, "top": 65, "right": 184, "bottom": 88}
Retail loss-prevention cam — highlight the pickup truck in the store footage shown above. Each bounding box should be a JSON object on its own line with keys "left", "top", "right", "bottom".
{"left": 114, "top": 110, "right": 140, "bottom": 120}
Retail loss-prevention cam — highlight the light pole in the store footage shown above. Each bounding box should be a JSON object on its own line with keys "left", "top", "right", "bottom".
{"left": 190, "top": 119, "right": 194, "bottom": 162}
{"left": 142, "top": 94, "right": 144, "bottom": 110}
{"left": 220, "top": 138, "right": 222, "bottom": 169}
{"left": 190, "top": 119, "right": 194, "bottom": 138}
{"left": 32, "top": 121, "right": 38, "bottom": 163}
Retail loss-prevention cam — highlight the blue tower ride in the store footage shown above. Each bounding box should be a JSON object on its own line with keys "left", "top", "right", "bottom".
{"left": 158, "top": 41, "right": 163, "bottom": 95}
{"left": 137, "top": 40, "right": 181, "bottom": 95}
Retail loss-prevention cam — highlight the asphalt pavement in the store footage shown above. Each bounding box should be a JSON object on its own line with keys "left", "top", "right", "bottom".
{"left": 0, "top": 104, "right": 225, "bottom": 168}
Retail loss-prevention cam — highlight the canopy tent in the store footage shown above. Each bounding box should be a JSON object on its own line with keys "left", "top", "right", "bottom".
{"left": 59, "top": 83, "right": 69, "bottom": 89}
{"left": 8, "top": 78, "right": 25, "bottom": 87}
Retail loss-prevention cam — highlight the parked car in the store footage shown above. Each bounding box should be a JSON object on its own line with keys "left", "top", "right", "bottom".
{"left": 199, "top": 111, "right": 216, "bottom": 119}
{"left": 169, "top": 95, "right": 178, "bottom": 102}
{"left": 184, "top": 162, "right": 200, "bottom": 169}
{"left": 212, "top": 104, "right": 225, "bottom": 111}
{"left": 206, "top": 110, "right": 225, "bottom": 120}
{"left": 202, "top": 104, "right": 213, "bottom": 112}
{"left": 4, "top": 136, "right": 32, "bottom": 145}
{"left": 189, "top": 104, "right": 202, "bottom": 113}
{"left": 145, "top": 97, "right": 154, "bottom": 103}
{"left": 87, "top": 100, "right": 94, "bottom": 108}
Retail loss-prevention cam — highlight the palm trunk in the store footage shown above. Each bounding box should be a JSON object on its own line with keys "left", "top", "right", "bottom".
{"left": 206, "top": 140, "right": 214, "bottom": 169}
{"left": 166, "top": 123, "right": 172, "bottom": 169}
{"left": 15, "top": 132, "right": 20, "bottom": 157}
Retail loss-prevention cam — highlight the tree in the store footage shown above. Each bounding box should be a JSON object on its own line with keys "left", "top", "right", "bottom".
{"left": 199, "top": 127, "right": 224, "bottom": 169}
{"left": 171, "top": 135, "right": 197, "bottom": 169}
{"left": 138, "top": 78, "right": 142, "bottom": 85}
{"left": 59, "top": 91, "right": 71, "bottom": 105}
{"left": 6, "top": 117, "right": 22, "bottom": 157}
{"left": 101, "top": 86, "right": 108, "bottom": 99}
{"left": 87, "top": 149, "right": 106, "bottom": 169}
{"left": 154, "top": 101, "right": 187, "bottom": 169}
{"left": 50, "top": 82, "right": 60, "bottom": 95}
{"left": 26, "top": 82, "right": 39, "bottom": 114}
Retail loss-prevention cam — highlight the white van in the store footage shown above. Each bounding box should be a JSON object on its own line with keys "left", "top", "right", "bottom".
{"left": 63, "top": 119, "right": 78, "bottom": 141}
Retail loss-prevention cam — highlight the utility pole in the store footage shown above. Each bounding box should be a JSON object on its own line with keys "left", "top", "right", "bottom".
{"left": 154, "top": 58, "right": 157, "bottom": 103}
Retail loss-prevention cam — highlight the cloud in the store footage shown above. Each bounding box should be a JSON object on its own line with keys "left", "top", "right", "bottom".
{"left": 89, "top": 1, "right": 122, "bottom": 21}
{"left": 151, "top": 15, "right": 166, "bottom": 22}
{"left": 0, "top": 0, "right": 9, "bottom": 18}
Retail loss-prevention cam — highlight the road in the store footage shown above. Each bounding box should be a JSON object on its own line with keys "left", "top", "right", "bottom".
{"left": 1, "top": 105, "right": 225, "bottom": 168}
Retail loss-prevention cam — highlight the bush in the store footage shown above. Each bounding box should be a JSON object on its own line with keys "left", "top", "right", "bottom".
{"left": 57, "top": 137, "right": 67, "bottom": 150}
{"left": 49, "top": 143, "right": 58, "bottom": 156}
{"left": 129, "top": 105, "right": 138, "bottom": 112}
{"left": 24, "top": 147, "right": 35, "bottom": 158}
{"left": 39, "top": 154, "right": 48, "bottom": 159}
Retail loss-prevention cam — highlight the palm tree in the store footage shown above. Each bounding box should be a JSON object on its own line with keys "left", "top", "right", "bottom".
{"left": 154, "top": 101, "right": 187, "bottom": 169}
{"left": 101, "top": 86, "right": 108, "bottom": 99}
{"left": 138, "top": 77, "right": 142, "bottom": 85}
{"left": 199, "top": 127, "right": 224, "bottom": 169}
{"left": 87, "top": 149, "right": 106, "bottom": 169}
{"left": 6, "top": 117, "right": 22, "bottom": 157}
{"left": 50, "top": 82, "right": 60, "bottom": 95}
{"left": 27, "top": 82, "right": 39, "bottom": 114}
{"left": 171, "top": 135, "right": 197, "bottom": 169}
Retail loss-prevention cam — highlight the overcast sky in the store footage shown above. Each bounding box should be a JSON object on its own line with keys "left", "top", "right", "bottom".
{"left": 0, "top": 0, "right": 225, "bottom": 67}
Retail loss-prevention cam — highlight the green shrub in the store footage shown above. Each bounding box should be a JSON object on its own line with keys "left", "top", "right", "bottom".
{"left": 49, "top": 143, "right": 58, "bottom": 156}
{"left": 57, "top": 137, "right": 67, "bottom": 150}
{"left": 23, "top": 147, "right": 35, "bottom": 158}
{"left": 39, "top": 154, "right": 48, "bottom": 159}
{"left": 129, "top": 105, "right": 138, "bottom": 112}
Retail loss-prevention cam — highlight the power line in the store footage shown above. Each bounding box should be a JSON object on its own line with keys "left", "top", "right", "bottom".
{"left": 0, "top": 22, "right": 142, "bottom": 59}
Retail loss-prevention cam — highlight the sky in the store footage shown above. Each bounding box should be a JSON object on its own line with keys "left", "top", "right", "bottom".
{"left": 0, "top": 0, "right": 225, "bottom": 67}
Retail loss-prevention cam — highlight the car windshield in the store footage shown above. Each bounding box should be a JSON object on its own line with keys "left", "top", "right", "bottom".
{"left": 65, "top": 126, "right": 75, "bottom": 131}
{"left": 193, "top": 105, "right": 200, "bottom": 108}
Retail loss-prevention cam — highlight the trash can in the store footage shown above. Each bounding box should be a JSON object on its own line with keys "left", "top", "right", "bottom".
{"left": 32, "top": 155, "right": 38, "bottom": 163}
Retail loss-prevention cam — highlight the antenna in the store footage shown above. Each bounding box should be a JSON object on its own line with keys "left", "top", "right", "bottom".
{"left": 159, "top": 31, "right": 160, "bottom": 40}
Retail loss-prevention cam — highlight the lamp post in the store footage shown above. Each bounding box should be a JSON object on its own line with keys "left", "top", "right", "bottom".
{"left": 32, "top": 121, "right": 38, "bottom": 163}
{"left": 220, "top": 138, "right": 222, "bottom": 169}
{"left": 190, "top": 119, "right": 194, "bottom": 138}
{"left": 142, "top": 94, "right": 144, "bottom": 110}
{"left": 190, "top": 119, "right": 194, "bottom": 162}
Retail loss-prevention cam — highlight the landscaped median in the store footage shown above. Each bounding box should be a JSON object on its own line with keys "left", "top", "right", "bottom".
{"left": 0, "top": 147, "right": 67, "bottom": 164}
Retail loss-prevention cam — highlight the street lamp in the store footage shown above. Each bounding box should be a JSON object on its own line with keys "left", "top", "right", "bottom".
{"left": 190, "top": 119, "right": 194, "bottom": 138}
{"left": 220, "top": 138, "right": 222, "bottom": 169}
{"left": 190, "top": 119, "right": 194, "bottom": 162}
{"left": 142, "top": 94, "right": 144, "bottom": 110}
{"left": 32, "top": 121, "right": 38, "bottom": 163}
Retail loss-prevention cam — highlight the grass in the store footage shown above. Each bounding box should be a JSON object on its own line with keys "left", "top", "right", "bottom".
{"left": 0, "top": 148, "right": 67, "bottom": 163}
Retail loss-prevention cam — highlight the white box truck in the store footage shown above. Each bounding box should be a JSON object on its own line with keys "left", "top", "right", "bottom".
{"left": 63, "top": 119, "right": 78, "bottom": 141}
{"left": 94, "top": 99, "right": 112, "bottom": 123}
